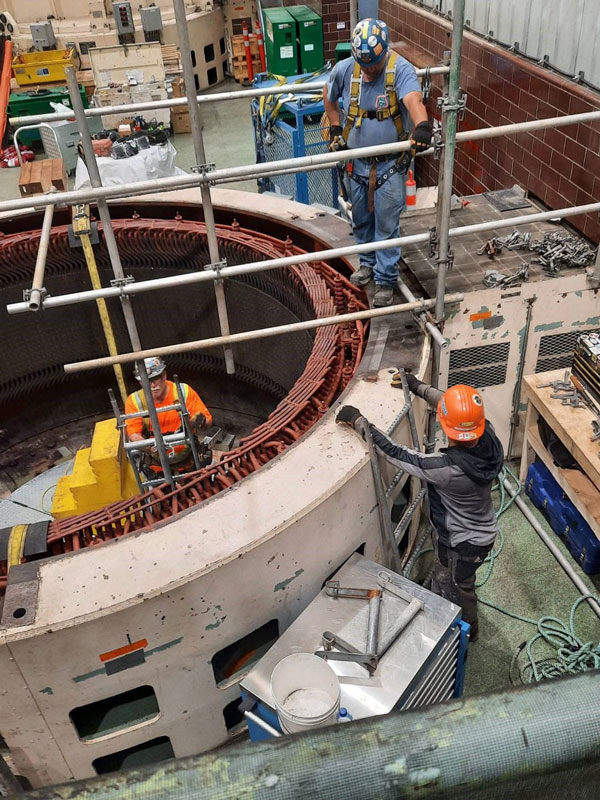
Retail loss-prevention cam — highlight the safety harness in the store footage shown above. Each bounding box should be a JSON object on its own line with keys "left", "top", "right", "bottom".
{"left": 342, "top": 51, "right": 404, "bottom": 143}
{"left": 129, "top": 384, "right": 193, "bottom": 467}
{"left": 342, "top": 52, "right": 410, "bottom": 212}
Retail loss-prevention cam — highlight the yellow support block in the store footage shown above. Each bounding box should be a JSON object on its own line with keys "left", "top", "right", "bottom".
{"left": 51, "top": 419, "right": 144, "bottom": 520}
{"left": 121, "top": 457, "right": 140, "bottom": 500}
{"left": 89, "top": 418, "right": 122, "bottom": 493}
{"left": 67, "top": 448, "right": 103, "bottom": 509}
{"left": 51, "top": 475, "right": 77, "bottom": 520}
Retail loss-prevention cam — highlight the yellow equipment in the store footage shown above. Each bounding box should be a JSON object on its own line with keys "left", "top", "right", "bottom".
{"left": 51, "top": 419, "right": 139, "bottom": 519}
{"left": 12, "top": 48, "right": 77, "bottom": 87}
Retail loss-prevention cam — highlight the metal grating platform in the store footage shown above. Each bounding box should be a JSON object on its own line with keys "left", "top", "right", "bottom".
{"left": 399, "top": 191, "right": 593, "bottom": 297}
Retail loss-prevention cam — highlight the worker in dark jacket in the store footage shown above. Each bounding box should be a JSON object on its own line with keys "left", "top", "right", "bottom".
{"left": 337, "top": 375, "right": 504, "bottom": 641}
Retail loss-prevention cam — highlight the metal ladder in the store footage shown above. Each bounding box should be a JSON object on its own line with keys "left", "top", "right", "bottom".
{"left": 108, "top": 375, "right": 218, "bottom": 493}
{"left": 360, "top": 369, "right": 427, "bottom": 575}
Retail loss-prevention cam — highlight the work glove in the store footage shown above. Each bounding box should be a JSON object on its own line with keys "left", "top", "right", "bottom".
{"left": 193, "top": 413, "right": 206, "bottom": 432}
{"left": 391, "top": 370, "right": 422, "bottom": 394}
{"left": 410, "top": 120, "right": 433, "bottom": 158}
{"left": 336, "top": 405, "right": 364, "bottom": 430}
{"left": 329, "top": 125, "right": 346, "bottom": 152}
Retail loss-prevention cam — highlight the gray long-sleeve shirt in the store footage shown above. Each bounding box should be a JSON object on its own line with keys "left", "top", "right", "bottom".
{"left": 369, "top": 382, "right": 504, "bottom": 548}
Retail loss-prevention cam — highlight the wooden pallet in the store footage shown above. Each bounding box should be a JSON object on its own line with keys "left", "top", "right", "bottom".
{"left": 161, "top": 44, "right": 183, "bottom": 75}
{"left": 19, "top": 159, "right": 67, "bottom": 197}
{"left": 231, "top": 34, "right": 260, "bottom": 59}
{"left": 231, "top": 57, "right": 262, "bottom": 83}
{"left": 76, "top": 69, "right": 95, "bottom": 100}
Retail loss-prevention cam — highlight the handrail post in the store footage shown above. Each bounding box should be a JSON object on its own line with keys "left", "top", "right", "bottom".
{"left": 428, "top": 0, "right": 466, "bottom": 451}
{"left": 173, "top": 0, "right": 235, "bottom": 375}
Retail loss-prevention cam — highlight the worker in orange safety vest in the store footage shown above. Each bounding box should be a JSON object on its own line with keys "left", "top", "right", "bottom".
{"left": 125, "top": 357, "right": 212, "bottom": 474}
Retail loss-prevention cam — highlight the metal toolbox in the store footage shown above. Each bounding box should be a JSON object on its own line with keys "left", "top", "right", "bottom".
{"left": 240, "top": 553, "right": 467, "bottom": 739}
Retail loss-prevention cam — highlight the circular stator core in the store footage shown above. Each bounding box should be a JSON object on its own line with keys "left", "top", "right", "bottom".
{"left": 0, "top": 207, "right": 367, "bottom": 581}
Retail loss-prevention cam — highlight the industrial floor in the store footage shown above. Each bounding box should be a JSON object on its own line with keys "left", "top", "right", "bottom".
{"left": 0, "top": 78, "right": 258, "bottom": 201}
{"left": 438, "top": 477, "right": 600, "bottom": 696}
{"left": 1, "top": 78, "right": 599, "bottom": 701}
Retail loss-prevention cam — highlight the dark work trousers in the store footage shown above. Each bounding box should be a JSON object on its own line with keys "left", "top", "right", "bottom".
{"left": 431, "top": 534, "right": 493, "bottom": 639}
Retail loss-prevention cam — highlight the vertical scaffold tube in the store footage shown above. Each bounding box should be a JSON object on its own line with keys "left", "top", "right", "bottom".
{"left": 173, "top": 0, "right": 236, "bottom": 375}
{"left": 428, "top": 7, "right": 465, "bottom": 451}
{"left": 65, "top": 66, "right": 175, "bottom": 488}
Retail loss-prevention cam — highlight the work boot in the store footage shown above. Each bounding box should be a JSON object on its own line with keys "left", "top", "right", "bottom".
{"left": 350, "top": 265, "right": 374, "bottom": 286}
{"left": 373, "top": 284, "right": 394, "bottom": 307}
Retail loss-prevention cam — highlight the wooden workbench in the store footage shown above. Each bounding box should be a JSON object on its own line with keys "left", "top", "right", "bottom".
{"left": 520, "top": 369, "right": 600, "bottom": 540}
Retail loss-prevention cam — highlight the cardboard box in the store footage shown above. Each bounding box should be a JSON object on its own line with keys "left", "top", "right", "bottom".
{"left": 171, "top": 108, "right": 191, "bottom": 134}
{"left": 171, "top": 76, "right": 185, "bottom": 98}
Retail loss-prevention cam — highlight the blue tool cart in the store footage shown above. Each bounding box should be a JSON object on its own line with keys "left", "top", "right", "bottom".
{"left": 251, "top": 71, "right": 339, "bottom": 207}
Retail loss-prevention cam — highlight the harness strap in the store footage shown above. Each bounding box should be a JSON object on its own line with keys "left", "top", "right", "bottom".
{"left": 349, "top": 162, "right": 401, "bottom": 192}
{"left": 342, "top": 52, "right": 405, "bottom": 143}
{"left": 132, "top": 384, "right": 190, "bottom": 436}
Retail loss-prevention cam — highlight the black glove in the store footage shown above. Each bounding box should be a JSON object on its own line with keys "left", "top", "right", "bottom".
{"left": 329, "top": 125, "right": 346, "bottom": 153}
{"left": 391, "top": 370, "right": 422, "bottom": 394}
{"left": 193, "top": 413, "right": 206, "bottom": 432}
{"left": 410, "top": 120, "right": 433, "bottom": 157}
{"left": 336, "top": 405, "right": 363, "bottom": 429}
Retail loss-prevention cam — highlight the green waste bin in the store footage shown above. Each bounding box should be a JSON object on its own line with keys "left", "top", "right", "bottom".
{"left": 288, "top": 6, "right": 324, "bottom": 74}
{"left": 263, "top": 8, "right": 298, "bottom": 77}
{"left": 8, "top": 86, "right": 88, "bottom": 144}
{"left": 335, "top": 42, "right": 352, "bottom": 63}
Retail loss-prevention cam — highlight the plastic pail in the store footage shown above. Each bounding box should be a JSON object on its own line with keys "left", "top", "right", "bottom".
{"left": 270, "top": 653, "right": 341, "bottom": 734}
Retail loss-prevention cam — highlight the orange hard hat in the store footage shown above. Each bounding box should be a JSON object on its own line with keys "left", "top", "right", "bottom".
{"left": 437, "top": 384, "right": 486, "bottom": 442}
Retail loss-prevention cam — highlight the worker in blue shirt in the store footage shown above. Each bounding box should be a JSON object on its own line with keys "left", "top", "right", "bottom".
{"left": 323, "top": 19, "right": 432, "bottom": 307}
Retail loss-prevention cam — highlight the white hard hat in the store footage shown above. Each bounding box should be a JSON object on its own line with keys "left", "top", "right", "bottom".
{"left": 134, "top": 357, "right": 166, "bottom": 382}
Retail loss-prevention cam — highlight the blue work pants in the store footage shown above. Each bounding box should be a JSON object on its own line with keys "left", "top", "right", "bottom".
{"left": 350, "top": 158, "right": 407, "bottom": 287}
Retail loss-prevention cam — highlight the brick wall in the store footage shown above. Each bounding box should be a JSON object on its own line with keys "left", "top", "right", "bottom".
{"left": 375, "top": 0, "right": 600, "bottom": 242}
{"left": 321, "top": 0, "right": 350, "bottom": 62}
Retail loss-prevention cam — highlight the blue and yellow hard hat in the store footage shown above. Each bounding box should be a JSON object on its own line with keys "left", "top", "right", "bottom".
{"left": 351, "top": 19, "right": 390, "bottom": 67}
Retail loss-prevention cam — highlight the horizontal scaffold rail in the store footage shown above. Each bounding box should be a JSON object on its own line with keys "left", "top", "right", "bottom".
{"left": 1, "top": 110, "right": 598, "bottom": 218}
{"left": 63, "top": 293, "right": 464, "bottom": 374}
{"left": 7, "top": 201, "right": 599, "bottom": 315}
{"left": 8, "top": 67, "right": 451, "bottom": 127}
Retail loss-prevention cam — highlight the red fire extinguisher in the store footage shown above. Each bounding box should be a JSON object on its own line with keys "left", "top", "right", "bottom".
{"left": 242, "top": 22, "right": 254, "bottom": 83}
{"left": 405, "top": 169, "right": 417, "bottom": 207}
{"left": 255, "top": 19, "right": 267, "bottom": 73}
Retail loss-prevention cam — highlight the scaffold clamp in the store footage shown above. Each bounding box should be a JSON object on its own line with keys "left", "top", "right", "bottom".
{"left": 438, "top": 92, "right": 468, "bottom": 121}
{"left": 110, "top": 275, "right": 135, "bottom": 295}
{"left": 432, "top": 127, "right": 443, "bottom": 160}
{"left": 23, "top": 287, "right": 47, "bottom": 304}
{"left": 204, "top": 259, "right": 227, "bottom": 278}
{"left": 191, "top": 162, "right": 217, "bottom": 184}
{"left": 428, "top": 226, "right": 438, "bottom": 259}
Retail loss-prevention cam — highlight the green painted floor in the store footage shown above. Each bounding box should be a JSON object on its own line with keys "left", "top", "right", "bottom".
{"left": 412, "top": 467, "right": 600, "bottom": 697}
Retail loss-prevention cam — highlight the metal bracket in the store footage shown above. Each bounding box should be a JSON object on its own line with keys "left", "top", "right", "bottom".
{"left": 191, "top": 161, "right": 217, "bottom": 184}
{"left": 110, "top": 275, "right": 135, "bottom": 295}
{"left": 23, "top": 287, "right": 47, "bottom": 303}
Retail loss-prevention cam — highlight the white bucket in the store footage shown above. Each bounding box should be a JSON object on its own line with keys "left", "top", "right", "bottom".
{"left": 270, "top": 653, "right": 341, "bottom": 734}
